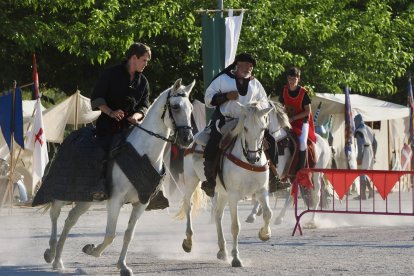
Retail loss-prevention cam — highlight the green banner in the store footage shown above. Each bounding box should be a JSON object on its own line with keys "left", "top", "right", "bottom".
{"left": 202, "top": 12, "right": 225, "bottom": 121}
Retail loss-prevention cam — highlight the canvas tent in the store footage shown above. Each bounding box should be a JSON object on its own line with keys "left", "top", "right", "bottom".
{"left": 42, "top": 90, "right": 101, "bottom": 143}
{"left": 311, "top": 93, "right": 410, "bottom": 170}
{"left": 0, "top": 91, "right": 100, "bottom": 196}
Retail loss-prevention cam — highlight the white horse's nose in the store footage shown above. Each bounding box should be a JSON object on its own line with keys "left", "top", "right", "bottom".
{"left": 177, "top": 128, "right": 193, "bottom": 148}
{"left": 246, "top": 153, "right": 259, "bottom": 164}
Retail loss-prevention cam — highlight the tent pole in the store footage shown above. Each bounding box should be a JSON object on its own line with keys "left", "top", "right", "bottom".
{"left": 10, "top": 100, "right": 37, "bottom": 197}
{"left": 388, "top": 120, "right": 391, "bottom": 170}
{"left": 74, "top": 90, "right": 79, "bottom": 130}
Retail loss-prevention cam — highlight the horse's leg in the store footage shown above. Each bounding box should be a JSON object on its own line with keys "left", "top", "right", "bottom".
{"left": 116, "top": 203, "right": 146, "bottom": 276}
{"left": 182, "top": 174, "right": 200, "bottom": 253}
{"left": 245, "top": 196, "right": 260, "bottom": 223}
{"left": 274, "top": 193, "right": 293, "bottom": 225}
{"left": 256, "top": 190, "right": 272, "bottom": 241}
{"left": 83, "top": 197, "right": 123, "bottom": 257}
{"left": 44, "top": 200, "right": 65, "bottom": 264}
{"left": 52, "top": 201, "right": 92, "bottom": 270}
{"left": 303, "top": 172, "right": 321, "bottom": 229}
{"left": 214, "top": 193, "right": 228, "bottom": 261}
{"left": 227, "top": 195, "right": 242, "bottom": 267}
{"left": 209, "top": 194, "right": 217, "bottom": 224}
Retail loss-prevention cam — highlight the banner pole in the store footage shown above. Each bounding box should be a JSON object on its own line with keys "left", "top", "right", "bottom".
{"left": 0, "top": 82, "right": 34, "bottom": 94}
{"left": 1, "top": 81, "right": 17, "bottom": 211}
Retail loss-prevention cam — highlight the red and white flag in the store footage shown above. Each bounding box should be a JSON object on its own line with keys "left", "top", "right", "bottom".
{"left": 32, "top": 53, "right": 40, "bottom": 99}
{"left": 26, "top": 98, "right": 49, "bottom": 179}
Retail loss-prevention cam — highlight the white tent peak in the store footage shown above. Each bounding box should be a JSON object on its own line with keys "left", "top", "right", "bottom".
{"left": 314, "top": 93, "right": 409, "bottom": 121}
{"left": 42, "top": 90, "right": 100, "bottom": 143}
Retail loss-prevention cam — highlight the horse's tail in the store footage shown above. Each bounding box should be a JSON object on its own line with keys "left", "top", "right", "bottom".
{"left": 175, "top": 183, "right": 207, "bottom": 220}
{"left": 35, "top": 202, "right": 53, "bottom": 214}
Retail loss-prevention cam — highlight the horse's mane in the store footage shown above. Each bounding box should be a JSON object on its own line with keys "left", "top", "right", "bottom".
{"left": 232, "top": 114, "right": 245, "bottom": 137}
{"left": 269, "top": 100, "right": 291, "bottom": 129}
{"left": 231, "top": 102, "right": 267, "bottom": 137}
{"left": 246, "top": 102, "right": 268, "bottom": 128}
{"left": 144, "top": 86, "right": 171, "bottom": 116}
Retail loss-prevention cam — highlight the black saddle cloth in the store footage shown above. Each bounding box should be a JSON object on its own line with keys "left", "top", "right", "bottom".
{"left": 32, "top": 127, "right": 108, "bottom": 206}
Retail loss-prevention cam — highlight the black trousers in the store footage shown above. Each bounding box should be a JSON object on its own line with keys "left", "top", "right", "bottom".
{"left": 264, "top": 130, "right": 278, "bottom": 165}
{"left": 204, "top": 122, "right": 223, "bottom": 162}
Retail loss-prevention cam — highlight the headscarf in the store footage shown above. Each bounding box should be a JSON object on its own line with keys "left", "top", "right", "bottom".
{"left": 210, "top": 53, "right": 257, "bottom": 83}
{"left": 354, "top": 114, "right": 365, "bottom": 130}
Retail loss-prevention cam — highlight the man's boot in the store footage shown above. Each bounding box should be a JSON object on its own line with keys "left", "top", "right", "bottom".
{"left": 145, "top": 190, "right": 169, "bottom": 211}
{"left": 268, "top": 170, "right": 278, "bottom": 193}
{"left": 268, "top": 170, "right": 290, "bottom": 193}
{"left": 353, "top": 178, "right": 367, "bottom": 200}
{"left": 297, "top": 150, "right": 307, "bottom": 171}
{"left": 367, "top": 181, "right": 374, "bottom": 198}
{"left": 201, "top": 160, "right": 216, "bottom": 197}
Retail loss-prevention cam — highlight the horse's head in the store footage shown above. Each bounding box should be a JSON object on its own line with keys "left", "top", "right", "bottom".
{"left": 239, "top": 102, "right": 272, "bottom": 164}
{"left": 267, "top": 100, "right": 294, "bottom": 179}
{"left": 164, "top": 78, "right": 195, "bottom": 148}
{"left": 268, "top": 100, "right": 291, "bottom": 138}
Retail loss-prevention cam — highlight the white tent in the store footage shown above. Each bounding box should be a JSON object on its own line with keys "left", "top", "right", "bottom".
{"left": 0, "top": 91, "right": 100, "bottom": 196}
{"left": 312, "top": 93, "right": 410, "bottom": 170}
{"left": 42, "top": 90, "right": 100, "bottom": 143}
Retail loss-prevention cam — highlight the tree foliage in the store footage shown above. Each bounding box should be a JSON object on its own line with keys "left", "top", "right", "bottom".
{"left": 1, "top": 0, "right": 413, "bottom": 103}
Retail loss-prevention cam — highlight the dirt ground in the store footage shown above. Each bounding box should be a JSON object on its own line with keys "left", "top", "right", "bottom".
{"left": 0, "top": 192, "right": 414, "bottom": 276}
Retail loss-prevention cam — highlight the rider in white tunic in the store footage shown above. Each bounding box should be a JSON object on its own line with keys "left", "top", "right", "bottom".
{"left": 353, "top": 113, "right": 377, "bottom": 200}
{"left": 201, "top": 53, "right": 269, "bottom": 197}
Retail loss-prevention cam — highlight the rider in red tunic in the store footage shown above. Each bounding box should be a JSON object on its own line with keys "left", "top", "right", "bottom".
{"left": 279, "top": 67, "right": 316, "bottom": 171}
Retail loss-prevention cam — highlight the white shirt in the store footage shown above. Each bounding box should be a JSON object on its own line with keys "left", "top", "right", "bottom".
{"left": 204, "top": 72, "right": 268, "bottom": 118}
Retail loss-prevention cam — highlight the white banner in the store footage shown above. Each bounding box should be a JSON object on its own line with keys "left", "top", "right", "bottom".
{"left": 225, "top": 10, "right": 244, "bottom": 67}
{"left": 26, "top": 99, "right": 49, "bottom": 180}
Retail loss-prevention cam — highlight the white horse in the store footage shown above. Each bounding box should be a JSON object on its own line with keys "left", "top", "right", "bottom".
{"left": 245, "top": 102, "right": 332, "bottom": 228}
{"left": 40, "top": 79, "right": 195, "bottom": 276}
{"left": 176, "top": 102, "right": 284, "bottom": 267}
{"left": 271, "top": 132, "right": 332, "bottom": 228}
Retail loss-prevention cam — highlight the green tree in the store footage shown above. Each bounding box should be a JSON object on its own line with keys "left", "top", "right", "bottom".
{"left": 1, "top": 0, "right": 413, "bottom": 103}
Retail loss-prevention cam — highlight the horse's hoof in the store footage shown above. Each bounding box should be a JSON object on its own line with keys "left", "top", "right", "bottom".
{"left": 231, "top": 258, "right": 243, "bottom": 267}
{"left": 82, "top": 244, "right": 97, "bottom": 256}
{"left": 217, "top": 250, "right": 228, "bottom": 261}
{"left": 258, "top": 228, "right": 271, "bottom": 241}
{"left": 274, "top": 217, "right": 283, "bottom": 225}
{"left": 120, "top": 268, "right": 133, "bottom": 276}
{"left": 52, "top": 259, "right": 64, "bottom": 270}
{"left": 245, "top": 214, "right": 256, "bottom": 223}
{"left": 44, "top": 248, "right": 54, "bottom": 263}
{"left": 303, "top": 222, "right": 317, "bottom": 229}
{"left": 182, "top": 239, "right": 192, "bottom": 253}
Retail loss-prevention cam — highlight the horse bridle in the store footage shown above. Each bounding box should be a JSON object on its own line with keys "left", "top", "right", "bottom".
{"left": 134, "top": 89, "right": 192, "bottom": 144}
{"left": 241, "top": 131, "right": 265, "bottom": 163}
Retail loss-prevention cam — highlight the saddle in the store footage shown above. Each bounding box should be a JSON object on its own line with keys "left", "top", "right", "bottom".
{"left": 194, "top": 118, "right": 239, "bottom": 147}
{"left": 32, "top": 126, "right": 167, "bottom": 209}
{"left": 33, "top": 127, "right": 109, "bottom": 206}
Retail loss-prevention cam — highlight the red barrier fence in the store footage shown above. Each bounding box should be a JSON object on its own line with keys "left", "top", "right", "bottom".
{"left": 292, "top": 168, "right": 414, "bottom": 236}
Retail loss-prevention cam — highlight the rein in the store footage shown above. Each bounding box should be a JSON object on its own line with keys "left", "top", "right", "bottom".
{"left": 224, "top": 151, "right": 268, "bottom": 172}
{"left": 224, "top": 136, "right": 268, "bottom": 172}
{"left": 134, "top": 90, "right": 192, "bottom": 144}
{"left": 241, "top": 133, "right": 264, "bottom": 163}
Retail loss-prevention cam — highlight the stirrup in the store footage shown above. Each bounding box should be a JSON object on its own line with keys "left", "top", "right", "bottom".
{"left": 201, "top": 180, "right": 215, "bottom": 197}
{"left": 145, "top": 191, "right": 169, "bottom": 211}
{"left": 277, "top": 180, "right": 291, "bottom": 190}
{"left": 268, "top": 176, "right": 278, "bottom": 193}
